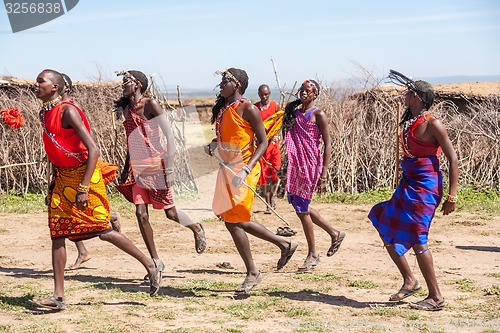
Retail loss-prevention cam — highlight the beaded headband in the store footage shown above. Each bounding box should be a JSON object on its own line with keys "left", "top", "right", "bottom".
{"left": 115, "top": 70, "right": 143, "bottom": 89}
{"left": 62, "top": 76, "right": 70, "bottom": 88}
{"left": 214, "top": 69, "right": 241, "bottom": 86}
{"left": 297, "top": 80, "right": 320, "bottom": 97}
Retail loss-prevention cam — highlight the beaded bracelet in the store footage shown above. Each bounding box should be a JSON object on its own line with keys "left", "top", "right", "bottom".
{"left": 77, "top": 183, "right": 90, "bottom": 193}
{"left": 445, "top": 194, "right": 458, "bottom": 203}
{"left": 165, "top": 167, "right": 174, "bottom": 175}
{"left": 242, "top": 165, "right": 251, "bottom": 174}
{"left": 319, "top": 177, "right": 327, "bottom": 182}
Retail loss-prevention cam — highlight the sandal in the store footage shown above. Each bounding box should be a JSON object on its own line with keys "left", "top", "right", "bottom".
{"left": 277, "top": 241, "right": 298, "bottom": 270}
{"left": 409, "top": 298, "right": 445, "bottom": 311}
{"left": 276, "top": 226, "right": 297, "bottom": 237}
{"left": 235, "top": 272, "right": 263, "bottom": 293}
{"left": 326, "top": 231, "right": 346, "bottom": 257}
{"left": 298, "top": 256, "right": 320, "bottom": 271}
{"left": 194, "top": 223, "right": 207, "bottom": 254}
{"left": 389, "top": 280, "right": 421, "bottom": 302}
{"left": 29, "top": 296, "right": 66, "bottom": 311}
{"left": 149, "top": 258, "right": 164, "bottom": 297}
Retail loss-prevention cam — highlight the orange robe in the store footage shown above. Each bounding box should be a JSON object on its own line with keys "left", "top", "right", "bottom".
{"left": 255, "top": 100, "right": 281, "bottom": 185}
{"left": 212, "top": 100, "right": 261, "bottom": 223}
{"left": 41, "top": 101, "right": 115, "bottom": 240}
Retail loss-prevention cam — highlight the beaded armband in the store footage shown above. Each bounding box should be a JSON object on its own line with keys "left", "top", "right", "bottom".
{"left": 242, "top": 165, "right": 251, "bottom": 174}
{"left": 77, "top": 184, "right": 90, "bottom": 193}
{"left": 445, "top": 194, "right": 458, "bottom": 203}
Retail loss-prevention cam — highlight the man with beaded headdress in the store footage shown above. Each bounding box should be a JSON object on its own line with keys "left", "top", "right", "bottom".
{"left": 368, "top": 70, "right": 458, "bottom": 311}
{"left": 114, "top": 70, "right": 206, "bottom": 283}
{"left": 254, "top": 84, "right": 282, "bottom": 214}
{"left": 205, "top": 68, "right": 298, "bottom": 293}
{"left": 30, "top": 69, "right": 163, "bottom": 311}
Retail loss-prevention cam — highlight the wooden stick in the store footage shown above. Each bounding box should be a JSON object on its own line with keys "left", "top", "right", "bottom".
{"left": 212, "top": 153, "right": 290, "bottom": 226}
{"left": 271, "top": 57, "right": 286, "bottom": 108}
{"left": 0, "top": 161, "right": 40, "bottom": 170}
{"left": 176, "top": 85, "right": 186, "bottom": 143}
{"left": 285, "top": 81, "right": 298, "bottom": 107}
{"left": 394, "top": 103, "right": 401, "bottom": 188}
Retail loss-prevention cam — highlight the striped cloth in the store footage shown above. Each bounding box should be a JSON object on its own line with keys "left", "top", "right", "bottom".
{"left": 369, "top": 156, "right": 443, "bottom": 256}
{"left": 285, "top": 108, "right": 322, "bottom": 200}
{"left": 121, "top": 107, "right": 174, "bottom": 207}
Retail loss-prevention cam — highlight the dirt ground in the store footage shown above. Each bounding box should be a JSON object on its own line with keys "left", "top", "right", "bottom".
{"left": 0, "top": 157, "right": 499, "bottom": 333}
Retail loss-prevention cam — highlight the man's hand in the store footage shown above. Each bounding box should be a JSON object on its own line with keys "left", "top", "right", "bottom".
{"left": 317, "top": 179, "right": 327, "bottom": 195}
{"left": 232, "top": 169, "right": 247, "bottom": 188}
{"left": 441, "top": 201, "right": 456, "bottom": 215}
{"left": 76, "top": 192, "right": 89, "bottom": 210}
{"left": 204, "top": 140, "right": 217, "bottom": 156}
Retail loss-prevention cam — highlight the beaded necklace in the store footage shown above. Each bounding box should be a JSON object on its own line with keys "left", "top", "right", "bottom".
{"left": 40, "top": 95, "right": 62, "bottom": 113}
{"left": 39, "top": 96, "right": 87, "bottom": 163}
{"left": 127, "top": 96, "right": 144, "bottom": 115}
{"left": 400, "top": 110, "right": 429, "bottom": 158}
{"left": 216, "top": 98, "right": 252, "bottom": 154}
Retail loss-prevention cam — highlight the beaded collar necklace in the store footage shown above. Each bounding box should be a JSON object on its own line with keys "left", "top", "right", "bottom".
{"left": 39, "top": 96, "right": 87, "bottom": 163}
{"left": 128, "top": 96, "right": 144, "bottom": 114}
{"left": 41, "top": 95, "right": 62, "bottom": 113}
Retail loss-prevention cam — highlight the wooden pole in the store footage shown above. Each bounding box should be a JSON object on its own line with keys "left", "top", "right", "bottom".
{"left": 284, "top": 81, "right": 298, "bottom": 108}
{"left": 271, "top": 57, "right": 285, "bottom": 109}
{"left": 394, "top": 103, "right": 401, "bottom": 188}
{"left": 176, "top": 85, "right": 186, "bottom": 144}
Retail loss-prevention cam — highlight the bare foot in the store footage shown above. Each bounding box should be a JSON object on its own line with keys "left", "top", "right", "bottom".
{"left": 69, "top": 254, "right": 91, "bottom": 270}
{"left": 193, "top": 223, "right": 206, "bottom": 254}
{"left": 110, "top": 212, "right": 121, "bottom": 232}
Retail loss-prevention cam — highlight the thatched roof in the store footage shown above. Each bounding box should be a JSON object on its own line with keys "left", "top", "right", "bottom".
{"left": 370, "top": 81, "right": 499, "bottom": 98}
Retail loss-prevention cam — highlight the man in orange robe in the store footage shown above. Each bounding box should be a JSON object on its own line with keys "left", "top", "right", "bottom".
{"left": 255, "top": 84, "right": 281, "bottom": 213}
{"left": 206, "top": 68, "right": 297, "bottom": 293}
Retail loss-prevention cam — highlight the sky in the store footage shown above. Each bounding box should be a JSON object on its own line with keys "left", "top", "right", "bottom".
{"left": 1, "top": 0, "right": 499, "bottom": 93}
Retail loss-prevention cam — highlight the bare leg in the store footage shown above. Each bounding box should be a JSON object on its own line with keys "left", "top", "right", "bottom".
{"left": 52, "top": 237, "right": 66, "bottom": 299}
{"left": 383, "top": 240, "right": 418, "bottom": 299}
{"left": 99, "top": 231, "right": 156, "bottom": 274}
{"left": 269, "top": 178, "right": 278, "bottom": 208}
{"left": 309, "top": 207, "right": 340, "bottom": 241}
{"left": 225, "top": 222, "right": 259, "bottom": 277}
{"left": 262, "top": 184, "right": 271, "bottom": 213}
{"left": 239, "top": 220, "right": 289, "bottom": 251}
{"left": 69, "top": 241, "right": 91, "bottom": 270}
{"left": 413, "top": 244, "right": 443, "bottom": 303}
{"left": 136, "top": 204, "right": 159, "bottom": 260}
{"left": 165, "top": 207, "right": 206, "bottom": 254}
{"left": 296, "top": 212, "right": 319, "bottom": 261}
{"left": 98, "top": 230, "right": 161, "bottom": 295}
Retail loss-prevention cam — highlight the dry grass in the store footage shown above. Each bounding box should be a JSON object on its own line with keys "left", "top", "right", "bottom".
{"left": 1, "top": 81, "right": 499, "bottom": 194}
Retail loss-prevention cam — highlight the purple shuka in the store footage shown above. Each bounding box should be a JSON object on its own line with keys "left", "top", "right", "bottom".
{"left": 369, "top": 156, "right": 443, "bottom": 256}
{"left": 285, "top": 108, "right": 322, "bottom": 200}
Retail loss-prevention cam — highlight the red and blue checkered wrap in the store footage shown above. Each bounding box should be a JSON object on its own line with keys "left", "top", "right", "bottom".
{"left": 369, "top": 156, "right": 443, "bottom": 256}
